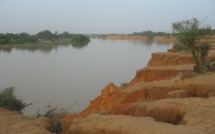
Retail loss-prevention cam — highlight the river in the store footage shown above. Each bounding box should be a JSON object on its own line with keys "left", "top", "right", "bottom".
{"left": 0, "top": 38, "right": 172, "bottom": 114}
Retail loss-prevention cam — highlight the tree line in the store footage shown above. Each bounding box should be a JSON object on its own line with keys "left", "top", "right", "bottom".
{"left": 132, "top": 29, "right": 215, "bottom": 40}
{"left": 0, "top": 30, "right": 90, "bottom": 45}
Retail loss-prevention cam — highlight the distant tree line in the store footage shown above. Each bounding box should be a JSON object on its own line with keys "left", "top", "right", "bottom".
{"left": 0, "top": 30, "right": 90, "bottom": 45}
{"left": 132, "top": 30, "right": 172, "bottom": 40}
{"left": 132, "top": 29, "right": 215, "bottom": 40}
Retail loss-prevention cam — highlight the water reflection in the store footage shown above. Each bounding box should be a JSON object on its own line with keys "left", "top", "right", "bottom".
{"left": 71, "top": 42, "right": 89, "bottom": 49}
{"left": 0, "top": 42, "right": 90, "bottom": 53}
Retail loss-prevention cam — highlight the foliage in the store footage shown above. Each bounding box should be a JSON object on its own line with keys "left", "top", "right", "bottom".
{"left": 58, "top": 31, "right": 72, "bottom": 39}
{"left": 36, "top": 30, "right": 56, "bottom": 40}
{"left": 172, "top": 18, "right": 213, "bottom": 74}
{"left": 121, "top": 82, "right": 128, "bottom": 88}
{"left": 71, "top": 34, "right": 90, "bottom": 48}
{"left": 0, "top": 87, "right": 31, "bottom": 112}
{"left": 0, "top": 30, "right": 90, "bottom": 46}
{"left": 71, "top": 34, "right": 90, "bottom": 43}
{"left": 0, "top": 33, "right": 38, "bottom": 45}
{"left": 132, "top": 30, "right": 171, "bottom": 40}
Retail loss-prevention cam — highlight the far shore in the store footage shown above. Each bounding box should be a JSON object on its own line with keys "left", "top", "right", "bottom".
{"left": 104, "top": 35, "right": 176, "bottom": 43}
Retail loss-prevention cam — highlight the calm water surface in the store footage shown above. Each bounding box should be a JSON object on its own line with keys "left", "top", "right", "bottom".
{"left": 0, "top": 39, "right": 172, "bottom": 114}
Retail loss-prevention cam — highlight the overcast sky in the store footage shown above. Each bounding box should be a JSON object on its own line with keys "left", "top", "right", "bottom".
{"left": 0, "top": 0, "right": 215, "bottom": 34}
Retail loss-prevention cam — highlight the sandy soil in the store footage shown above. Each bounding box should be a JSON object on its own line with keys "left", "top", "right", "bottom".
{"left": 70, "top": 114, "right": 205, "bottom": 134}
{"left": 69, "top": 97, "right": 215, "bottom": 134}
{"left": 0, "top": 108, "right": 52, "bottom": 134}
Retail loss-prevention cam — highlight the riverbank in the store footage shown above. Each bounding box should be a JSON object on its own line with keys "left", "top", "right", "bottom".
{"left": 0, "top": 38, "right": 90, "bottom": 53}
{"left": 1, "top": 38, "right": 215, "bottom": 134}
{"left": 105, "top": 35, "right": 177, "bottom": 43}
{"left": 105, "top": 35, "right": 215, "bottom": 44}
{"left": 62, "top": 43, "right": 215, "bottom": 133}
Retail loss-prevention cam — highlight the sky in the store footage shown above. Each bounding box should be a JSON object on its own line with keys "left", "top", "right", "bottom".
{"left": 0, "top": 0, "right": 215, "bottom": 34}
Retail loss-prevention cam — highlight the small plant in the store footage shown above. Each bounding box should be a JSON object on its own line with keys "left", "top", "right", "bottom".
{"left": 121, "top": 82, "right": 128, "bottom": 88}
{"left": 0, "top": 87, "right": 32, "bottom": 112}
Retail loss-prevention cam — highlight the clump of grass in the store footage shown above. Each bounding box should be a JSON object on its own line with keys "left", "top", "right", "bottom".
{"left": 21, "top": 115, "right": 37, "bottom": 120}
{"left": 0, "top": 87, "right": 32, "bottom": 112}
{"left": 121, "top": 82, "right": 128, "bottom": 88}
{"left": 180, "top": 71, "right": 197, "bottom": 80}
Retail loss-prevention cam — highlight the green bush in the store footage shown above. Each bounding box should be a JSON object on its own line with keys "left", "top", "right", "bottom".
{"left": 0, "top": 87, "right": 29, "bottom": 112}
{"left": 121, "top": 82, "right": 128, "bottom": 88}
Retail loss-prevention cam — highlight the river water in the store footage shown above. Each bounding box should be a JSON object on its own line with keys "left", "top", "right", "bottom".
{"left": 0, "top": 39, "right": 172, "bottom": 114}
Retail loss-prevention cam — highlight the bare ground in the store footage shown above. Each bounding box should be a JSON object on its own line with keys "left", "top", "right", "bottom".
{"left": 0, "top": 108, "right": 52, "bottom": 134}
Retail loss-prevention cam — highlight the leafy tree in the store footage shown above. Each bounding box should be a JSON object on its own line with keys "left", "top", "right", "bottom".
{"left": 59, "top": 31, "right": 71, "bottom": 39}
{"left": 71, "top": 34, "right": 90, "bottom": 43}
{"left": 0, "top": 34, "right": 6, "bottom": 44}
{"left": 172, "top": 18, "right": 213, "bottom": 74}
{"left": 0, "top": 31, "right": 90, "bottom": 46}
{"left": 71, "top": 34, "right": 90, "bottom": 48}
{"left": 36, "top": 30, "right": 55, "bottom": 40}
{"left": 16, "top": 32, "right": 31, "bottom": 44}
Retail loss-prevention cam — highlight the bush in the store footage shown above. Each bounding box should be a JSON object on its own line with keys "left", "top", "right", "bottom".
{"left": 71, "top": 34, "right": 90, "bottom": 43}
{"left": 0, "top": 87, "right": 31, "bottom": 112}
{"left": 44, "top": 107, "right": 65, "bottom": 134}
{"left": 121, "top": 82, "right": 128, "bottom": 88}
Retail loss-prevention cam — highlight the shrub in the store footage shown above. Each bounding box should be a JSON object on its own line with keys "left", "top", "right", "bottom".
{"left": 121, "top": 82, "right": 128, "bottom": 88}
{"left": 45, "top": 107, "right": 65, "bottom": 134}
{"left": 71, "top": 34, "right": 90, "bottom": 48}
{"left": 172, "top": 18, "right": 213, "bottom": 74}
{"left": 0, "top": 87, "right": 31, "bottom": 112}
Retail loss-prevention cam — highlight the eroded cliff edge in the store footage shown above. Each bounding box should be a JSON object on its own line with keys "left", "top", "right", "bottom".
{"left": 63, "top": 48, "right": 215, "bottom": 134}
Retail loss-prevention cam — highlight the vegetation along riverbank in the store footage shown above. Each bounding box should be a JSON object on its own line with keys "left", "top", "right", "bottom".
{"left": 0, "top": 30, "right": 90, "bottom": 47}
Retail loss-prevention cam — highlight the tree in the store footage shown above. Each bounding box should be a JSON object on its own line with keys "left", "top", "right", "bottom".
{"left": 58, "top": 31, "right": 71, "bottom": 39}
{"left": 172, "top": 18, "right": 213, "bottom": 74}
{"left": 71, "top": 34, "right": 90, "bottom": 48}
{"left": 0, "top": 87, "right": 32, "bottom": 112}
{"left": 36, "top": 30, "right": 55, "bottom": 40}
{"left": 71, "top": 34, "right": 90, "bottom": 43}
{"left": 16, "top": 32, "right": 31, "bottom": 44}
